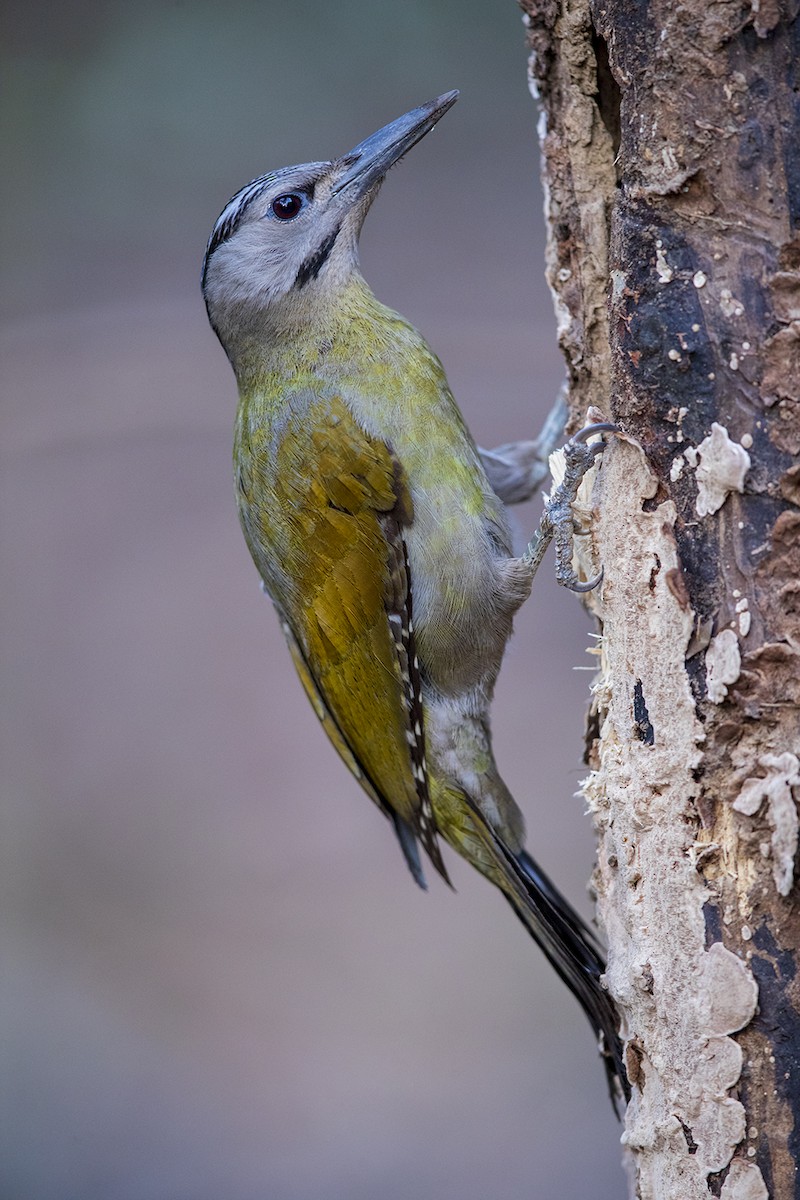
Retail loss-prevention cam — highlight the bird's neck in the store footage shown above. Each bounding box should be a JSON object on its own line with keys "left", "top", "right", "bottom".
{"left": 223, "top": 272, "right": 404, "bottom": 389}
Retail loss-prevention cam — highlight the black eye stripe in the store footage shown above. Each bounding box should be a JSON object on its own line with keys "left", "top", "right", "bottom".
{"left": 294, "top": 225, "right": 340, "bottom": 289}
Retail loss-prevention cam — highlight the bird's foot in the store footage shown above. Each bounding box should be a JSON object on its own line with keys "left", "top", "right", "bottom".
{"left": 521, "top": 421, "right": 618, "bottom": 590}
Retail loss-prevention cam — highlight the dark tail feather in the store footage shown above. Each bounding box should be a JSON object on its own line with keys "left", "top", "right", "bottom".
{"left": 392, "top": 813, "right": 427, "bottom": 890}
{"left": 454, "top": 791, "right": 628, "bottom": 1108}
{"left": 507, "top": 847, "right": 629, "bottom": 1112}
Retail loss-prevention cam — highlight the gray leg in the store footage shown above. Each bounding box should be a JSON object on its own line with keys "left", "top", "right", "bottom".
{"left": 522, "top": 422, "right": 617, "bottom": 592}
{"left": 479, "top": 387, "right": 568, "bottom": 505}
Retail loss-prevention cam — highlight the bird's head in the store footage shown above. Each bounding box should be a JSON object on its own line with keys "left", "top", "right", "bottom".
{"left": 202, "top": 91, "right": 458, "bottom": 346}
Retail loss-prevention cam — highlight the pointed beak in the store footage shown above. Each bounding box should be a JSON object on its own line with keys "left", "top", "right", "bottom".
{"left": 330, "top": 90, "right": 459, "bottom": 199}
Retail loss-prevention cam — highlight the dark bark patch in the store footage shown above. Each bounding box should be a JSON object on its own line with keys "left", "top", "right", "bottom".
{"left": 612, "top": 201, "right": 718, "bottom": 471}
{"left": 590, "top": 23, "right": 622, "bottom": 162}
{"left": 678, "top": 1118, "right": 698, "bottom": 1154}
{"left": 686, "top": 651, "right": 709, "bottom": 705}
{"left": 703, "top": 901, "right": 724, "bottom": 947}
{"left": 707, "top": 1165, "right": 728, "bottom": 1197}
{"left": 745, "top": 924, "right": 800, "bottom": 1194}
{"left": 633, "top": 679, "right": 655, "bottom": 744}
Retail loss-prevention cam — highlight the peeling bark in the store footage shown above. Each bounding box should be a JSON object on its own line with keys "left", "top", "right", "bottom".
{"left": 520, "top": 0, "right": 800, "bottom": 1195}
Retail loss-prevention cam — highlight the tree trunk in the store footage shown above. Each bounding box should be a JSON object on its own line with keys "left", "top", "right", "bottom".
{"left": 519, "top": 0, "right": 800, "bottom": 1196}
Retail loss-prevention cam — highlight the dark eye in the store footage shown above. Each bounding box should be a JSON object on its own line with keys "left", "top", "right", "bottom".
{"left": 271, "top": 193, "right": 304, "bottom": 220}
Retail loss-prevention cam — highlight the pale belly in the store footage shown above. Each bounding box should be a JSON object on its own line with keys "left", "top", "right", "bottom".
{"left": 403, "top": 479, "right": 519, "bottom": 697}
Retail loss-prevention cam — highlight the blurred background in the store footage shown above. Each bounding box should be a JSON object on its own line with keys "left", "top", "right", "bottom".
{"left": 2, "top": 2, "right": 625, "bottom": 1197}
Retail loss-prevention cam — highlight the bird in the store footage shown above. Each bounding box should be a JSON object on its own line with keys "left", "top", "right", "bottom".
{"left": 201, "top": 90, "right": 628, "bottom": 1106}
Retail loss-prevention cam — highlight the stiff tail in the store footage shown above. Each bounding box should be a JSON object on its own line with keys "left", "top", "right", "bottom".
{"left": 508, "top": 846, "right": 629, "bottom": 1111}
{"left": 453, "top": 790, "right": 628, "bottom": 1109}
{"left": 392, "top": 812, "right": 427, "bottom": 889}
{"left": 427, "top": 781, "right": 628, "bottom": 1109}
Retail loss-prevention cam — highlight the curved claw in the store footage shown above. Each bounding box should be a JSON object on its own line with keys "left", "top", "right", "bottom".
{"left": 569, "top": 421, "right": 620, "bottom": 446}
{"left": 522, "top": 421, "right": 618, "bottom": 591}
{"left": 567, "top": 566, "right": 604, "bottom": 593}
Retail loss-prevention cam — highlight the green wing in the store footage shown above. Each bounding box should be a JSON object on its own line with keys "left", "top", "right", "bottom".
{"left": 236, "top": 389, "right": 449, "bottom": 885}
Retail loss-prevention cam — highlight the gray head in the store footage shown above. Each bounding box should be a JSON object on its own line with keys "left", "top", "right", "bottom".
{"left": 202, "top": 92, "right": 458, "bottom": 342}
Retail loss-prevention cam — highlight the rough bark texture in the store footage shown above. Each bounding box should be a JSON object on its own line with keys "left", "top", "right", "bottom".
{"left": 519, "top": 0, "right": 800, "bottom": 1196}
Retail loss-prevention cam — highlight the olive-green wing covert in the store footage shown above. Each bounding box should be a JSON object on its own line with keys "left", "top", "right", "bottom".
{"left": 236, "top": 391, "right": 449, "bottom": 885}
{"left": 274, "top": 610, "right": 428, "bottom": 887}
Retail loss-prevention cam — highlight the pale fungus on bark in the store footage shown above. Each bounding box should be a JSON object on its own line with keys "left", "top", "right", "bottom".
{"left": 733, "top": 754, "right": 800, "bottom": 898}
{"left": 684, "top": 423, "right": 751, "bottom": 519}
